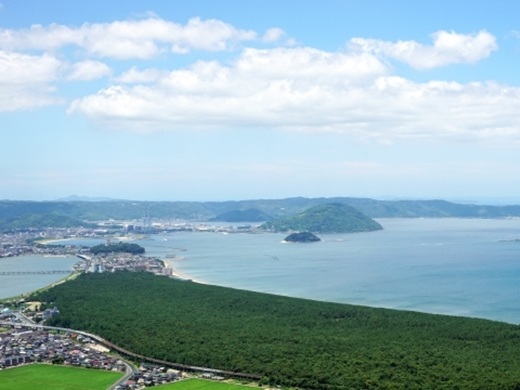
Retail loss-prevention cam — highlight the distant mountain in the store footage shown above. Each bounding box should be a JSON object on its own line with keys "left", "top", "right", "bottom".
{"left": 0, "top": 214, "right": 96, "bottom": 232}
{"left": 2, "top": 197, "right": 520, "bottom": 221}
{"left": 53, "top": 195, "right": 122, "bottom": 202}
{"left": 261, "top": 203, "right": 383, "bottom": 233}
{"left": 210, "top": 208, "right": 272, "bottom": 222}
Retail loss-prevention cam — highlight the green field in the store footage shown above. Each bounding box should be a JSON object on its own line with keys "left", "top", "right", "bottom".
{"left": 158, "top": 379, "right": 256, "bottom": 390}
{"left": 0, "top": 364, "right": 124, "bottom": 390}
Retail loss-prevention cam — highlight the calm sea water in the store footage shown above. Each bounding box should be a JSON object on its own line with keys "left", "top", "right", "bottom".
{"left": 0, "top": 255, "right": 78, "bottom": 299}
{"left": 4, "top": 219, "right": 520, "bottom": 324}
{"left": 150, "top": 218, "right": 520, "bottom": 324}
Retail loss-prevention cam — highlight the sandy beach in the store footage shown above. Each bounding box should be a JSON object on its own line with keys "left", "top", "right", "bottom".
{"left": 37, "top": 238, "right": 74, "bottom": 245}
{"left": 162, "top": 258, "right": 205, "bottom": 284}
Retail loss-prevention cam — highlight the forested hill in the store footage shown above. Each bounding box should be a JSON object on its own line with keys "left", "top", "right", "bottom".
{"left": 0, "top": 214, "right": 95, "bottom": 233}
{"left": 1, "top": 197, "right": 520, "bottom": 221}
{"left": 261, "top": 203, "right": 382, "bottom": 233}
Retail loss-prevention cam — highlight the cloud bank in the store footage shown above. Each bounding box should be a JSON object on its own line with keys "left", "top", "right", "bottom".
{"left": 0, "top": 17, "right": 257, "bottom": 59}
{"left": 1, "top": 16, "right": 517, "bottom": 144}
{"left": 349, "top": 30, "right": 497, "bottom": 69}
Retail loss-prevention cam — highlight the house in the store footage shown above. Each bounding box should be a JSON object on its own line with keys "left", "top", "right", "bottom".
{"left": 42, "top": 307, "right": 60, "bottom": 320}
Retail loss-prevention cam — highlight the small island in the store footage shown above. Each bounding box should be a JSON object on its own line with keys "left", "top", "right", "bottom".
{"left": 284, "top": 232, "right": 321, "bottom": 243}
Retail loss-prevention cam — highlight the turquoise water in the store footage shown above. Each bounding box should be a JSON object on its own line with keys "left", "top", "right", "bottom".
{"left": 23, "top": 218, "right": 520, "bottom": 324}
{"left": 0, "top": 255, "right": 78, "bottom": 299}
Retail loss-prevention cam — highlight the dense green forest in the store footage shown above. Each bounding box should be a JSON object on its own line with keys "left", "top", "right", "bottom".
{"left": 2, "top": 197, "right": 520, "bottom": 221}
{"left": 261, "top": 203, "right": 382, "bottom": 233}
{"left": 33, "top": 272, "right": 520, "bottom": 390}
{"left": 90, "top": 242, "right": 145, "bottom": 255}
{"left": 0, "top": 214, "right": 95, "bottom": 233}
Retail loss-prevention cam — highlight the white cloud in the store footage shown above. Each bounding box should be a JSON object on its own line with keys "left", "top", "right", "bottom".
{"left": 0, "top": 17, "right": 257, "bottom": 59}
{"left": 263, "top": 28, "right": 285, "bottom": 42}
{"left": 68, "top": 46, "right": 520, "bottom": 143}
{"left": 0, "top": 51, "right": 60, "bottom": 84}
{"left": 349, "top": 30, "right": 497, "bottom": 69}
{"left": 0, "top": 50, "right": 62, "bottom": 110}
{"left": 115, "top": 67, "right": 165, "bottom": 83}
{"left": 66, "top": 60, "right": 111, "bottom": 81}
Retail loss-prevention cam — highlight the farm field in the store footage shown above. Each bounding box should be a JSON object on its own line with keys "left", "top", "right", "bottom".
{"left": 0, "top": 364, "right": 124, "bottom": 390}
{"left": 158, "top": 379, "right": 256, "bottom": 390}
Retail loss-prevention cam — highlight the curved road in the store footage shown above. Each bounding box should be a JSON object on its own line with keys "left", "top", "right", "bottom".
{"left": 1, "top": 318, "right": 136, "bottom": 389}
{"left": 1, "top": 317, "right": 262, "bottom": 384}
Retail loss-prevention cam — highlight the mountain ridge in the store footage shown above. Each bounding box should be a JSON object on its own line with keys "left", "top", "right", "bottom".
{"left": 1, "top": 197, "right": 520, "bottom": 221}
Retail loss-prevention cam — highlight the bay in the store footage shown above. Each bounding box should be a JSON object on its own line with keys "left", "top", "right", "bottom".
{"left": 0, "top": 255, "right": 78, "bottom": 299}
{"left": 29, "top": 218, "right": 520, "bottom": 324}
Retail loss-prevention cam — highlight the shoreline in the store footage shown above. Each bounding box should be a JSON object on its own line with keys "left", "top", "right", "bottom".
{"left": 162, "top": 258, "right": 206, "bottom": 284}
{"left": 36, "top": 238, "right": 74, "bottom": 245}
{"left": 0, "top": 271, "right": 80, "bottom": 303}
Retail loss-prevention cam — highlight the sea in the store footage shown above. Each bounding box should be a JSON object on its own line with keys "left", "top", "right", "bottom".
{"left": 0, "top": 255, "right": 78, "bottom": 299}
{"left": 2, "top": 218, "right": 520, "bottom": 324}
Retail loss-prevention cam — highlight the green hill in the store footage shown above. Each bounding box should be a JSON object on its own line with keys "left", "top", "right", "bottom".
{"left": 260, "top": 203, "right": 382, "bottom": 233}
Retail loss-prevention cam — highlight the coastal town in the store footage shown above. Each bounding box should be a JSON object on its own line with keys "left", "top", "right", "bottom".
{"left": 0, "top": 227, "right": 178, "bottom": 281}
{"left": 0, "top": 223, "right": 247, "bottom": 387}
{"left": 0, "top": 220, "right": 256, "bottom": 282}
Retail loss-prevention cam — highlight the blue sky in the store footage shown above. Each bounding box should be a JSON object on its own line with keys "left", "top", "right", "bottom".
{"left": 1, "top": 1, "right": 520, "bottom": 203}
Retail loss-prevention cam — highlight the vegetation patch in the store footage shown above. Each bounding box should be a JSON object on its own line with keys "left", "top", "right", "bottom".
{"left": 283, "top": 232, "right": 320, "bottom": 243}
{"left": 156, "top": 378, "right": 253, "bottom": 390}
{"left": 0, "top": 364, "right": 123, "bottom": 390}
{"left": 90, "top": 242, "right": 145, "bottom": 255}
{"left": 30, "top": 271, "right": 520, "bottom": 389}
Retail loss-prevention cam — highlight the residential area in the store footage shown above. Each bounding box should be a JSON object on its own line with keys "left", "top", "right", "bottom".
{"left": 0, "top": 317, "right": 184, "bottom": 389}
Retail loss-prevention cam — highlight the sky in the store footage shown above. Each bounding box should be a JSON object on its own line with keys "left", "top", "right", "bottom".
{"left": 1, "top": 0, "right": 520, "bottom": 203}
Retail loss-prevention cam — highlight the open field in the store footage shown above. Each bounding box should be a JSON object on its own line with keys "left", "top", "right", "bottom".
{"left": 157, "top": 379, "right": 257, "bottom": 390}
{"left": 0, "top": 364, "right": 124, "bottom": 390}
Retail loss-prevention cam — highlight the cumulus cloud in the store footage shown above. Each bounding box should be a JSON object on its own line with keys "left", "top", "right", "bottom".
{"left": 66, "top": 60, "right": 111, "bottom": 81}
{"left": 68, "top": 46, "right": 520, "bottom": 143}
{"left": 263, "top": 28, "right": 286, "bottom": 42}
{"left": 0, "top": 17, "right": 257, "bottom": 59}
{"left": 115, "top": 67, "right": 165, "bottom": 84}
{"left": 0, "top": 50, "right": 62, "bottom": 110}
{"left": 349, "top": 30, "right": 497, "bottom": 69}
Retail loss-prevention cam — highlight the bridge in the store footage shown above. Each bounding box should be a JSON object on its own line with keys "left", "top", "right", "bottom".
{"left": 0, "top": 270, "right": 73, "bottom": 275}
